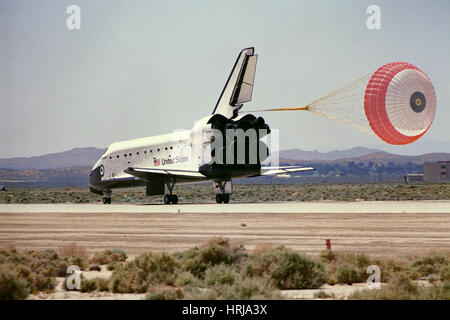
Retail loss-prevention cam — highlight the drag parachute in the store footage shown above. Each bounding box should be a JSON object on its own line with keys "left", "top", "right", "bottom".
{"left": 364, "top": 62, "right": 436, "bottom": 145}
{"left": 248, "top": 62, "right": 436, "bottom": 145}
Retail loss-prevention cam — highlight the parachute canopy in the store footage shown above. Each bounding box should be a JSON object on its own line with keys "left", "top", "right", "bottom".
{"left": 246, "top": 62, "right": 436, "bottom": 145}
{"left": 364, "top": 62, "right": 436, "bottom": 145}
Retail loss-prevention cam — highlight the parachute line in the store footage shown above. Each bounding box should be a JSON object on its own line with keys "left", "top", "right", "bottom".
{"left": 244, "top": 73, "right": 374, "bottom": 136}
{"left": 242, "top": 63, "right": 436, "bottom": 145}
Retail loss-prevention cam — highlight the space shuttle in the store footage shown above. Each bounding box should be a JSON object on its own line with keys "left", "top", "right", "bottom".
{"left": 89, "top": 47, "right": 314, "bottom": 204}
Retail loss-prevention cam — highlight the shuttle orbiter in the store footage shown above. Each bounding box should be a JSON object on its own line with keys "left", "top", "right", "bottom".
{"left": 89, "top": 47, "right": 314, "bottom": 204}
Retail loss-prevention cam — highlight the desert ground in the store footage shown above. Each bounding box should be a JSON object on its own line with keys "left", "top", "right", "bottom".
{"left": 0, "top": 201, "right": 449, "bottom": 258}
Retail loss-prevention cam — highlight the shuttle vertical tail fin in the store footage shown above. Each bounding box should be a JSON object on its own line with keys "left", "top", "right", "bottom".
{"left": 212, "top": 47, "right": 258, "bottom": 119}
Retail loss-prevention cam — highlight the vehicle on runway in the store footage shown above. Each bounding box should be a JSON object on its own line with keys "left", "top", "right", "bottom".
{"left": 89, "top": 47, "right": 314, "bottom": 204}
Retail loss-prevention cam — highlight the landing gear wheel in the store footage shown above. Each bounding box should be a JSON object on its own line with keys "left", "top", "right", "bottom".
{"left": 215, "top": 194, "right": 230, "bottom": 204}
{"left": 164, "top": 195, "right": 171, "bottom": 205}
{"left": 107, "top": 197, "right": 111, "bottom": 204}
{"left": 223, "top": 194, "right": 230, "bottom": 204}
{"left": 102, "top": 197, "right": 108, "bottom": 204}
{"left": 164, "top": 178, "right": 177, "bottom": 205}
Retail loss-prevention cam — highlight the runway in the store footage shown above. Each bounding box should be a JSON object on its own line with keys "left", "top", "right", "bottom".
{"left": 0, "top": 201, "right": 449, "bottom": 258}
{"left": 1, "top": 200, "right": 450, "bottom": 214}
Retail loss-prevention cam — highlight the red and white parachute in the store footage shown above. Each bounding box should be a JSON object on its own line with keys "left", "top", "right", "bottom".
{"left": 364, "top": 62, "right": 436, "bottom": 145}
{"left": 248, "top": 62, "right": 437, "bottom": 145}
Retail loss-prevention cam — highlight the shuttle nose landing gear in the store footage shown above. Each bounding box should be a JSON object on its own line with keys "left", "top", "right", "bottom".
{"left": 102, "top": 190, "right": 112, "bottom": 204}
{"left": 163, "top": 178, "right": 178, "bottom": 204}
{"left": 214, "top": 181, "right": 231, "bottom": 204}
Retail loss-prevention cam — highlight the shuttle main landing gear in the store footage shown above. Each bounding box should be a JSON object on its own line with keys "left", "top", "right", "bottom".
{"left": 164, "top": 194, "right": 178, "bottom": 205}
{"left": 164, "top": 179, "right": 178, "bottom": 204}
{"left": 215, "top": 194, "right": 230, "bottom": 204}
{"left": 102, "top": 190, "right": 112, "bottom": 204}
{"left": 214, "top": 181, "right": 231, "bottom": 204}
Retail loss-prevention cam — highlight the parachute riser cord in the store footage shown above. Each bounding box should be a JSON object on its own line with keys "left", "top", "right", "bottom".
{"left": 242, "top": 72, "right": 372, "bottom": 114}
{"left": 239, "top": 63, "right": 436, "bottom": 145}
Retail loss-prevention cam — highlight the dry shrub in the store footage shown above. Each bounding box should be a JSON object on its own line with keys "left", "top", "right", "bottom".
{"left": 0, "top": 264, "right": 30, "bottom": 300}
{"left": 174, "top": 271, "right": 201, "bottom": 287}
{"left": 319, "top": 250, "right": 337, "bottom": 263}
{"left": 94, "top": 278, "right": 110, "bottom": 291}
{"left": 80, "top": 277, "right": 97, "bottom": 293}
{"left": 146, "top": 286, "right": 183, "bottom": 300}
{"left": 440, "top": 265, "right": 450, "bottom": 281}
{"left": 204, "top": 264, "right": 238, "bottom": 286}
{"left": 91, "top": 249, "right": 127, "bottom": 265}
{"left": 110, "top": 252, "right": 179, "bottom": 293}
{"left": 180, "top": 237, "right": 246, "bottom": 278}
{"left": 106, "top": 261, "right": 121, "bottom": 271}
{"left": 349, "top": 273, "right": 450, "bottom": 300}
{"left": 89, "top": 264, "right": 101, "bottom": 271}
{"left": 215, "top": 276, "right": 280, "bottom": 300}
{"left": 58, "top": 243, "right": 88, "bottom": 259}
{"left": 320, "top": 251, "right": 399, "bottom": 283}
{"left": 335, "top": 264, "right": 360, "bottom": 285}
{"left": 410, "top": 253, "right": 448, "bottom": 277}
{"left": 253, "top": 244, "right": 275, "bottom": 254}
{"left": 181, "top": 287, "right": 217, "bottom": 300}
{"left": 245, "top": 246, "right": 327, "bottom": 289}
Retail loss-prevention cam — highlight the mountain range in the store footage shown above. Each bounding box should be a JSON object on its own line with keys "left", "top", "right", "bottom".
{"left": 0, "top": 146, "right": 448, "bottom": 188}
{"left": 279, "top": 150, "right": 450, "bottom": 165}
{"left": 0, "top": 147, "right": 106, "bottom": 170}
{"left": 0, "top": 146, "right": 448, "bottom": 170}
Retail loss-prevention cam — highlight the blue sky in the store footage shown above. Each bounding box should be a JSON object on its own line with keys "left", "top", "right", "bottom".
{"left": 1, "top": 0, "right": 449, "bottom": 157}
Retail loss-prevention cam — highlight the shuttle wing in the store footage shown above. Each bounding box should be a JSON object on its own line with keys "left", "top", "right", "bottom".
{"left": 124, "top": 167, "right": 207, "bottom": 182}
{"left": 258, "top": 166, "right": 315, "bottom": 176}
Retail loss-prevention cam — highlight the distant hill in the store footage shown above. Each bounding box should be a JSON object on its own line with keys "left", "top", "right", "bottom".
{"left": 0, "top": 146, "right": 448, "bottom": 188}
{"left": 0, "top": 147, "right": 106, "bottom": 169}
{"left": 339, "top": 151, "right": 450, "bottom": 164}
{"left": 0, "top": 166, "right": 91, "bottom": 188}
{"left": 279, "top": 147, "right": 379, "bottom": 161}
{"left": 369, "top": 139, "right": 450, "bottom": 156}
{"left": 279, "top": 151, "right": 450, "bottom": 165}
{"left": 1, "top": 146, "right": 447, "bottom": 170}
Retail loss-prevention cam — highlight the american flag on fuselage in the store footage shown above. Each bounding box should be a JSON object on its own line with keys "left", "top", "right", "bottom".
{"left": 153, "top": 158, "right": 160, "bottom": 166}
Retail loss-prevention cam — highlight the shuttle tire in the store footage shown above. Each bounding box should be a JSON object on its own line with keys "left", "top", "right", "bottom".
{"left": 164, "top": 194, "right": 178, "bottom": 204}
{"left": 164, "top": 195, "right": 171, "bottom": 205}
{"left": 215, "top": 194, "right": 230, "bottom": 204}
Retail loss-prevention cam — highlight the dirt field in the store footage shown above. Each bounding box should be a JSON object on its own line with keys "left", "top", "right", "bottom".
{"left": 0, "top": 201, "right": 449, "bottom": 258}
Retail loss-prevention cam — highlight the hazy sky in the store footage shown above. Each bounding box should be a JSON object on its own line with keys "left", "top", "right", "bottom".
{"left": 1, "top": 0, "right": 449, "bottom": 158}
